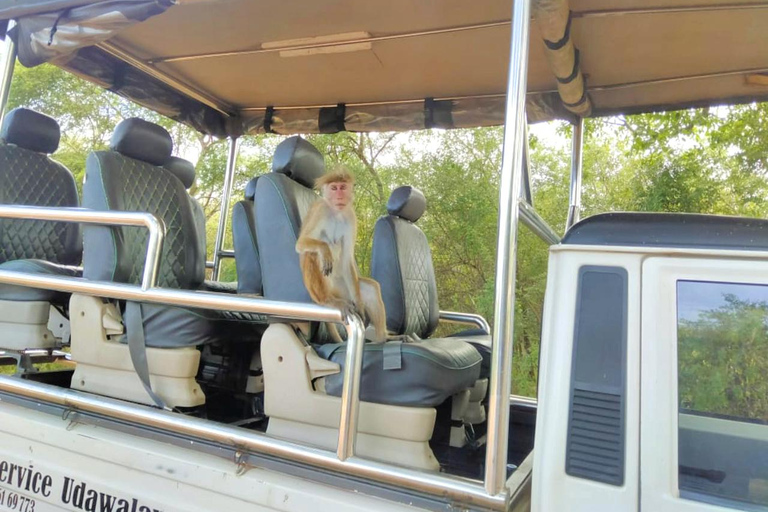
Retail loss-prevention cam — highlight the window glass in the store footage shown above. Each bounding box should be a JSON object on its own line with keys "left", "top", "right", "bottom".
{"left": 677, "top": 281, "right": 768, "bottom": 509}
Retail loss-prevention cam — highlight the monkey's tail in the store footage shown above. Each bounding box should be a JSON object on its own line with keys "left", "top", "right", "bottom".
{"left": 327, "top": 323, "right": 344, "bottom": 343}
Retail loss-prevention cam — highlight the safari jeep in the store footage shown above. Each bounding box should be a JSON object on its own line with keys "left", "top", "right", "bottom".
{"left": 0, "top": 0, "right": 766, "bottom": 511}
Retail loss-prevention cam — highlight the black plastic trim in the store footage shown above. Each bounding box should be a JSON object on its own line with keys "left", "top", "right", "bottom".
{"left": 563, "top": 212, "right": 768, "bottom": 252}
{"left": 566, "top": 266, "right": 628, "bottom": 486}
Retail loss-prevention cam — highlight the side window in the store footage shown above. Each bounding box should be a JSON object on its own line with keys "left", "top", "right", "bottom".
{"left": 677, "top": 281, "right": 768, "bottom": 510}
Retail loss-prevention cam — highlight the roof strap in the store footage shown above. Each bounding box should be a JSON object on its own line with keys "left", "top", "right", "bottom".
{"left": 425, "top": 98, "right": 454, "bottom": 129}
{"left": 543, "top": 9, "right": 572, "bottom": 51}
{"left": 556, "top": 48, "right": 580, "bottom": 85}
{"left": 108, "top": 62, "right": 127, "bottom": 93}
{"left": 319, "top": 103, "right": 346, "bottom": 133}
{"left": 562, "top": 89, "right": 589, "bottom": 108}
{"left": 263, "top": 106, "right": 275, "bottom": 134}
{"left": 48, "top": 8, "right": 72, "bottom": 46}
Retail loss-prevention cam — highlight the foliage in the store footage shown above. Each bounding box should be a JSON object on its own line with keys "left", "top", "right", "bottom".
{"left": 679, "top": 295, "right": 768, "bottom": 420}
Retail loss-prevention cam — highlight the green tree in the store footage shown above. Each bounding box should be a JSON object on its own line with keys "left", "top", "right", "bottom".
{"left": 679, "top": 294, "right": 768, "bottom": 420}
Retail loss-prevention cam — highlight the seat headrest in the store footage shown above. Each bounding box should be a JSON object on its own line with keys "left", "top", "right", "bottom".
{"left": 387, "top": 186, "right": 426, "bottom": 222}
{"left": 110, "top": 118, "right": 173, "bottom": 166}
{"left": 272, "top": 136, "right": 325, "bottom": 188}
{"left": 163, "top": 156, "right": 195, "bottom": 189}
{"left": 1, "top": 108, "right": 60, "bottom": 154}
{"left": 244, "top": 177, "right": 259, "bottom": 201}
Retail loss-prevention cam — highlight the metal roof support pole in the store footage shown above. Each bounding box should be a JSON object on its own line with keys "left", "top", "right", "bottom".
{"left": 484, "top": 0, "right": 530, "bottom": 497}
{"left": 212, "top": 136, "right": 240, "bottom": 280}
{"left": 565, "top": 117, "right": 584, "bottom": 231}
{"left": 336, "top": 312, "right": 366, "bottom": 461}
{"left": 520, "top": 121, "right": 533, "bottom": 205}
{"left": 0, "top": 32, "right": 17, "bottom": 128}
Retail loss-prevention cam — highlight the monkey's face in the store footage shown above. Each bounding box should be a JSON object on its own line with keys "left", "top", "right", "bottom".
{"left": 323, "top": 181, "right": 353, "bottom": 211}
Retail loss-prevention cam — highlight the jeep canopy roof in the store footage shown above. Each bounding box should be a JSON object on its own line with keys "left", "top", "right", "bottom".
{"left": 2, "top": 0, "right": 767, "bottom": 137}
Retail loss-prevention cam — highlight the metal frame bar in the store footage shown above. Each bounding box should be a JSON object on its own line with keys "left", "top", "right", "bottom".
{"left": 519, "top": 201, "right": 560, "bottom": 246}
{"left": 575, "top": 2, "right": 768, "bottom": 18}
{"left": 151, "top": 20, "right": 511, "bottom": 64}
{"left": 337, "top": 314, "right": 366, "bottom": 460}
{"left": 97, "top": 41, "right": 234, "bottom": 116}
{"left": 0, "top": 206, "right": 164, "bottom": 290}
{"left": 439, "top": 311, "right": 492, "bottom": 333}
{"left": 0, "top": 377, "right": 505, "bottom": 510}
{"left": 212, "top": 137, "right": 239, "bottom": 279}
{"left": 0, "top": 31, "right": 17, "bottom": 127}
{"left": 238, "top": 61, "right": 768, "bottom": 113}
{"left": 485, "top": 0, "right": 530, "bottom": 496}
{"left": 566, "top": 117, "right": 584, "bottom": 231}
{"left": 588, "top": 66, "right": 768, "bottom": 94}
{"left": 520, "top": 122, "right": 533, "bottom": 205}
{"left": 206, "top": 251, "right": 234, "bottom": 270}
{"left": 241, "top": 92, "right": 507, "bottom": 112}
{"left": 0, "top": 269, "right": 342, "bottom": 321}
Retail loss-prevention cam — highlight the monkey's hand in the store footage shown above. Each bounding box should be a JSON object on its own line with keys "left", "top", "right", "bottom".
{"left": 320, "top": 245, "right": 333, "bottom": 276}
{"left": 328, "top": 298, "right": 356, "bottom": 317}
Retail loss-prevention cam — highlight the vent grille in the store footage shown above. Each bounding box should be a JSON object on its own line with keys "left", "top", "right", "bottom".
{"left": 566, "top": 388, "right": 624, "bottom": 485}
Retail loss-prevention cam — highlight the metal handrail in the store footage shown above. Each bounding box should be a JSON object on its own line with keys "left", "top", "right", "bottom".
{"left": 0, "top": 206, "right": 165, "bottom": 290}
{"left": 0, "top": 205, "right": 374, "bottom": 495}
{"left": 439, "top": 310, "right": 492, "bottom": 333}
{"left": 566, "top": 117, "right": 584, "bottom": 231}
{"left": 337, "top": 313, "right": 366, "bottom": 460}
{"left": 519, "top": 200, "right": 561, "bottom": 246}
{"left": 211, "top": 137, "right": 239, "bottom": 279}
{"left": 0, "top": 377, "right": 505, "bottom": 510}
{"left": 485, "top": 0, "right": 531, "bottom": 496}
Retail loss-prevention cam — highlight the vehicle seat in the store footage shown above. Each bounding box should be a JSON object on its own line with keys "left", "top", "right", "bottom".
{"left": 231, "top": 177, "right": 262, "bottom": 295}
{"left": 0, "top": 108, "right": 81, "bottom": 350}
{"left": 255, "top": 136, "right": 481, "bottom": 469}
{"left": 164, "top": 155, "right": 237, "bottom": 295}
{"left": 69, "top": 118, "right": 227, "bottom": 407}
{"left": 371, "top": 186, "right": 491, "bottom": 438}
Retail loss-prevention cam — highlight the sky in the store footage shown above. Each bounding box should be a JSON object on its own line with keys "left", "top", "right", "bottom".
{"left": 677, "top": 280, "right": 768, "bottom": 322}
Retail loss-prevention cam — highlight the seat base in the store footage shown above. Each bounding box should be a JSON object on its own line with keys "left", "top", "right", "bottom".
{"left": 69, "top": 294, "right": 204, "bottom": 408}
{"left": 466, "top": 378, "right": 488, "bottom": 425}
{"left": 0, "top": 300, "right": 55, "bottom": 350}
{"left": 268, "top": 418, "right": 439, "bottom": 471}
{"left": 71, "top": 363, "right": 205, "bottom": 407}
{"left": 262, "top": 323, "right": 439, "bottom": 471}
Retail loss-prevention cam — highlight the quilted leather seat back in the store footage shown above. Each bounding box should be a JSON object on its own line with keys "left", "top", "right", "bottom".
{"left": 165, "top": 156, "right": 208, "bottom": 268}
{"left": 82, "top": 119, "right": 204, "bottom": 289}
{"left": 254, "top": 136, "right": 325, "bottom": 302}
{"left": 232, "top": 177, "right": 262, "bottom": 294}
{"left": 371, "top": 186, "right": 438, "bottom": 339}
{"left": 0, "top": 108, "right": 81, "bottom": 265}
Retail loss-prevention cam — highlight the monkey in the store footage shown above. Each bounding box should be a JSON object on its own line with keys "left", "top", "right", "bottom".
{"left": 295, "top": 167, "right": 388, "bottom": 343}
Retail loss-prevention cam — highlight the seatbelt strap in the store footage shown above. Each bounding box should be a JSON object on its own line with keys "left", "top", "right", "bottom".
{"left": 383, "top": 340, "right": 402, "bottom": 370}
{"left": 124, "top": 302, "right": 169, "bottom": 410}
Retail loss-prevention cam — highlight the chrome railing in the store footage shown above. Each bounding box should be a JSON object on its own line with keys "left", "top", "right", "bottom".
{"left": 439, "top": 310, "right": 492, "bottom": 333}
{"left": 211, "top": 137, "right": 239, "bottom": 279}
{"left": 0, "top": 206, "right": 466, "bottom": 505}
{"left": 519, "top": 200, "right": 561, "bottom": 245}
{"left": 486, "top": 0, "right": 532, "bottom": 496}
{"left": 566, "top": 117, "right": 585, "bottom": 231}
{"left": 0, "top": 377, "right": 504, "bottom": 509}
{"left": 0, "top": 205, "right": 164, "bottom": 290}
